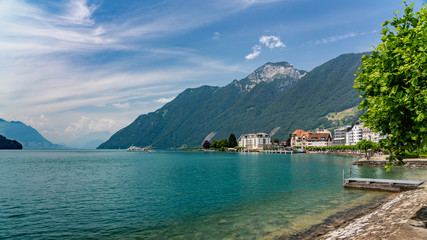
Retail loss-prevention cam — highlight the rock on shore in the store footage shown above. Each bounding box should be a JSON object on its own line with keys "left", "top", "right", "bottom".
{"left": 318, "top": 182, "right": 427, "bottom": 240}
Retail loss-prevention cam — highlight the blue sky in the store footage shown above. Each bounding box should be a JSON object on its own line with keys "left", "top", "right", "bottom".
{"left": 0, "top": 0, "right": 423, "bottom": 145}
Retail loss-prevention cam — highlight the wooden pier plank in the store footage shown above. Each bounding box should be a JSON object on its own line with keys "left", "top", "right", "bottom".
{"left": 345, "top": 178, "right": 423, "bottom": 185}
{"left": 343, "top": 178, "right": 423, "bottom": 192}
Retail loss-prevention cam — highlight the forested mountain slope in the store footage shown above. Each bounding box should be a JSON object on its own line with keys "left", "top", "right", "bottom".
{"left": 99, "top": 53, "right": 365, "bottom": 149}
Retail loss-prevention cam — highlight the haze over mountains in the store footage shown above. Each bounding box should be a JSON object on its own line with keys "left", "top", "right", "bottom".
{"left": 99, "top": 52, "right": 365, "bottom": 149}
{"left": 0, "top": 119, "right": 63, "bottom": 149}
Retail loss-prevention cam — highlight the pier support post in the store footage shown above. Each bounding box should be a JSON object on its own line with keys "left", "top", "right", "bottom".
{"left": 343, "top": 169, "right": 345, "bottom": 185}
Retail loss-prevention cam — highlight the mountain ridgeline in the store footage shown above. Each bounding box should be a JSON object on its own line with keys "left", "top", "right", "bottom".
{"left": 0, "top": 119, "right": 64, "bottom": 149}
{"left": 98, "top": 53, "right": 365, "bottom": 149}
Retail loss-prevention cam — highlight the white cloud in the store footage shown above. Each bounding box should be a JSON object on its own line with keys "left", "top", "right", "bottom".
{"left": 65, "top": 116, "right": 118, "bottom": 134}
{"left": 0, "top": 0, "right": 115, "bottom": 57}
{"left": 0, "top": 0, "right": 277, "bottom": 144}
{"left": 315, "top": 33, "right": 357, "bottom": 45}
{"left": 259, "top": 35, "right": 286, "bottom": 48}
{"left": 245, "top": 45, "right": 262, "bottom": 60}
{"left": 212, "top": 32, "right": 221, "bottom": 40}
{"left": 154, "top": 97, "right": 176, "bottom": 104}
{"left": 313, "top": 30, "right": 378, "bottom": 45}
{"left": 245, "top": 35, "right": 285, "bottom": 60}
{"left": 112, "top": 103, "right": 131, "bottom": 109}
{"left": 62, "top": 0, "right": 98, "bottom": 26}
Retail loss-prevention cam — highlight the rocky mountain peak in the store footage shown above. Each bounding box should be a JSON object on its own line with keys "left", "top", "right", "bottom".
{"left": 242, "top": 62, "right": 306, "bottom": 92}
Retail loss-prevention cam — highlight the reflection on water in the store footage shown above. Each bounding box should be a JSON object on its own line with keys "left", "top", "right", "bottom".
{"left": 0, "top": 150, "right": 424, "bottom": 239}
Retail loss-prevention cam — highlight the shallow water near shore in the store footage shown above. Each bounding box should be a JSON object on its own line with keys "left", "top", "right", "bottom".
{"left": 0, "top": 150, "right": 425, "bottom": 239}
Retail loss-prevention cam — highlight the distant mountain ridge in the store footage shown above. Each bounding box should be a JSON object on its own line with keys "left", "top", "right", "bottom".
{"left": 0, "top": 119, "right": 63, "bottom": 149}
{"left": 98, "top": 53, "right": 365, "bottom": 149}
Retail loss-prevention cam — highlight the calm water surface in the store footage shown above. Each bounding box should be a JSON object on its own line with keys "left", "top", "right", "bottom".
{"left": 0, "top": 150, "right": 425, "bottom": 239}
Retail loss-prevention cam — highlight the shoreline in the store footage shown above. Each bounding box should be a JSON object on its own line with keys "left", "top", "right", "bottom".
{"left": 353, "top": 155, "right": 427, "bottom": 168}
{"left": 277, "top": 182, "right": 427, "bottom": 240}
{"left": 317, "top": 182, "right": 427, "bottom": 239}
{"left": 276, "top": 195, "right": 392, "bottom": 240}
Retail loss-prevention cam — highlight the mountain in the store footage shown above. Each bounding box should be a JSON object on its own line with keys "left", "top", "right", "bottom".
{"left": 0, "top": 134, "right": 22, "bottom": 149}
{"left": 0, "top": 119, "right": 64, "bottom": 149}
{"left": 98, "top": 53, "right": 364, "bottom": 149}
{"left": 66, "top": 131, "right": 112, "bottom": 149}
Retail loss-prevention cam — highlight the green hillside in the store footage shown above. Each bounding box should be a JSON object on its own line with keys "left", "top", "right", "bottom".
{"left": 98, "top": 53, "right": 365, "bottom": 149}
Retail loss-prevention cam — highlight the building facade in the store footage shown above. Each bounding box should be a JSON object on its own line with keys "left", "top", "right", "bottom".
{"left": 290, "top": 129, "right": 311, "bottom": 148}
{"left": 333, "top": 122, "right": 382, "bottom": 146}
{"left": 290, "top": 129, "right": 333, "bottom": 148}
{"left": 346, "top": 122, "right": 363, "bottom": 145}
{"left": 333, "top": 126, "right": 350, "bottom": 146}
{"left": 307, "top": 132, "right": 333, "bottom": 147}
{"left": 238, "top": 133, "right": 271, "bottom": 150}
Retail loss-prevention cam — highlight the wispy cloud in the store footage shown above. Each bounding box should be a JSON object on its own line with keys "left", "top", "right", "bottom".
{"left": 245, "top": 45, "right": 262, "bottom": 60}
{"left": 313, "top": 30, "right": 378, "bottom": 45}
{"left": 64, "top": 116, "right": 117, "bottom": 134}
{"left": 245, "top": 35, "right": 286, "bottom": 60}
{"left": 0, "top": 0, "right": 115, "bottom": 56}
{"left": 112, "top": 103, "right": 131, "bottom": 109}
{"left": 212, "top": 32, "right": 221, "bottom": 40}
{"left": 315, "top": 33, "right": 356, "bottom": 45}
{"left": 154, "top": 97, "right": 176, "bottom": 104}
{"left": 0, "top": 0, "right": 280, "bottom": 143}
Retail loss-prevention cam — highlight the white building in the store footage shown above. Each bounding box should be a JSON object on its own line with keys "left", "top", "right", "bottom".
{"left": 362, "top": 123, "right": 381, "bottom": 143}
{"left": 346, "top": 122, "right": 363, "bottom": 145}
{"left": 238, "top": 133, "right": 271, "bottom": 150}
{"left": 333, "top": 122, "right": 382, "bottom": 146}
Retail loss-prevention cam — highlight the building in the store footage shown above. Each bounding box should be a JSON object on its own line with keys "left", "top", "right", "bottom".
{"left": 333, "top": 122, "right": 382, "bottom": 146}
{"left": 289, "top": 129, "right": 311, "bottom": 148}
{"left": 238, "top": 133, "right": 271, "bottom": 150}
{"left": 290, "top": 129, "right": 333, "bottom": 148}
{"left": 308, "top": 132, "right": 333, "bottom": 147}
{"left": 362, "top": 124, "right": 381, "bottom": 143}
{"left": 333, "top": 126, "right": 350, "bottom": 145}
{"left": 346, "top": 122, "right": 363, "bottom": 145}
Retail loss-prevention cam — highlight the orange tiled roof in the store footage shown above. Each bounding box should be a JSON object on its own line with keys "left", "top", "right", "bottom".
{"left": 291, "top": 129, "right": 311, "bottom": 138}
{"left": 308, "top": 133, "right": 331, "bottom": 141}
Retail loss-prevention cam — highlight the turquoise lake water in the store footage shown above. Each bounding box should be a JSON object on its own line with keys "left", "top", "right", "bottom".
{"left": 0, "top": 150, "right": 425, "bottom": 239}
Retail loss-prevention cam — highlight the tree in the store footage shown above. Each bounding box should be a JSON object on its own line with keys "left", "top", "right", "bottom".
{"left": 211, "top": 139, "right": 229, "bottom": 150}
{"left": 219, "top": 139, "right": 229, "bottom": 149}
{"left": 202, "top": 140, "right": 210, "bottom": 149}
{"left": 228, "top": 133, "right": 238, "bottom": 148}
{"left": 354, "top": 1, "right": 427, "bottom": 170}
{"left": 273, "top": 138, "right": 280, "bottom": 144}
{"left": 356, "top": 140, "right": 376, "bottom": 160}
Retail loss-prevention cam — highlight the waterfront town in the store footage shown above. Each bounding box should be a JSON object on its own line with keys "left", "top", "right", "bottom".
{"left": 236, "top": 122, "right": 382, "bottom": 152}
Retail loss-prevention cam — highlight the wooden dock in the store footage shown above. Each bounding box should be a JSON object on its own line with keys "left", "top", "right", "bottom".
{"left": 343, "top": 177, "right": 423, "bottom": 192}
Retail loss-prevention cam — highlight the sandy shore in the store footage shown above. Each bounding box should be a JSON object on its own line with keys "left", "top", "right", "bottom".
{"left": 314, "top": 182, "right": 427, "bottom": 240}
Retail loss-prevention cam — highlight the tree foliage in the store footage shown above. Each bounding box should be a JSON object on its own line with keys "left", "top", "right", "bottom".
{"left": 354, "top": 1, "right": 427, "bottom": 170}
{"left": 228, "top": 133, "right": 238, "bottom": 148}
{"left": 356, "top": 139, "right": 379, "bottom": 160}
{"left": 202, "top": 140, "right": 210, "bottom": 149}
{"left": 211, "top": 139, "right": 229, "bottom": 150}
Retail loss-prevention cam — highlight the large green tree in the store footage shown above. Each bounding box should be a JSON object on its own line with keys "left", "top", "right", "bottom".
{"left": 228, "top": 133, "right": 238, "bottom": 148}
{"left": 354, "top": 1, "right": 427, "bottom": 170}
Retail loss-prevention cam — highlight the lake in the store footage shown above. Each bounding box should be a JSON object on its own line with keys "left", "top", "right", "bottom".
{"left": 0, "top": 150, "right": 425, "bottom": 239}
